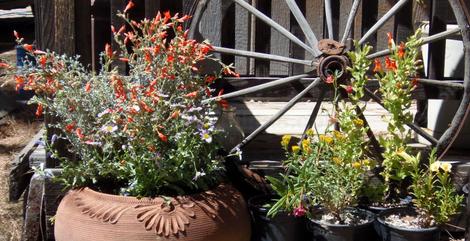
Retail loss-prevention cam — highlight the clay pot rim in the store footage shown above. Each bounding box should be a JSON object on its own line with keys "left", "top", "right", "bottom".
{"left": 71, "top": 183, "right": 228, "bottom": 204}
{"left": 377, "top": 207, "right": 440, "bottom": 232}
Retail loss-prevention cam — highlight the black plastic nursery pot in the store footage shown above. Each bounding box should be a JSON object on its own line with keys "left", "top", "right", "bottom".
{"left": 248, "top": 195, "right": 311, "bottom": 241}
{"left": 376, "top": 207, "right": 440, "bottom": 241}
{"left": 308, "top": 208, "right": 376, "bottom": 241}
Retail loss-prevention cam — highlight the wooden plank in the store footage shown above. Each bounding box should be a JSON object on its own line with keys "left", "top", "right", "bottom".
{"left": 305, "top": 0, "right": 323, "bottom": 73}
{"left": 234, "top": 0, "right": 251, "bottom": 76}
{"left": 427, "top": 0, "right": 447, "bottom": 98}
{"left": 376, "top": 0, "right": 395, "bottom": 51}
{"left": 75, "top": 0, "right": 92, "bottom": 67}
{"left": 9, "top": 129, "right": 45, "bottom": 202}
{"left": 145, "top": 0, "right": 160, "bottom": 18}
{"left": 110, "top": 0, "right": 127, "bottom": 74}
{"left": 54, "top": 0, "right": 75, "bottom": 55}
{"left": 339, "top": 0, "right": 353, "bottom": 46}
{"left": 21, "top": 174, "right": 44, "bottom": 241}
{"left": 199, "top": 0, "right": 223, "bottom": 51}
{"left": 33, "top": 0, "right": 54, "bottom": 51}
{"left": 353, "top": 0, "right": 363, "bottom": 41}
{"left": 44, "top": 171, "right": 65, "bottom": 241}
{"left": 254, "top": 0, "right": 270, "bottom": 76}
{"left": 269, "top": 0, "right": 290, "bottom": 76}
{"left": 394, "top": 0, "right": 413, "bottom": 42}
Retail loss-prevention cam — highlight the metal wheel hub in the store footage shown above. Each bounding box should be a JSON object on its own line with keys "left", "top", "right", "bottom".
{"left": 317, "top": 54, "right": 351, "bottom": 83}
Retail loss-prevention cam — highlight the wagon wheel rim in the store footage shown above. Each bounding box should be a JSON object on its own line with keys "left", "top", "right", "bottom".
{"left": 188, "top": 0, "right": 470, "bottom": 161}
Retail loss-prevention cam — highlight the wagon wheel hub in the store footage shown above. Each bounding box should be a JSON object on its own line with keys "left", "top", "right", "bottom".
{"left": 317, "top": 53, "right": 351, "bottom": 84}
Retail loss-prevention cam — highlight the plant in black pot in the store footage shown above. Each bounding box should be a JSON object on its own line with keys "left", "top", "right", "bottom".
{"left": 266, "top": 51, "right": 377, "bottom": 241}
{"left": 376, "top": 150, "right": 464, "bottom": 241}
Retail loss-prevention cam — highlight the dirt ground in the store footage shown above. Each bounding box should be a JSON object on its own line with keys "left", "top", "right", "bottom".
{"left": 1, "top": 49, "right": 43, "bottom": 241}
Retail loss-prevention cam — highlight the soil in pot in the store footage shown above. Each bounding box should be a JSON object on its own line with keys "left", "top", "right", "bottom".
{"left": 308, "top": 208, "right": 376, "bottom": 241}
{"left": 376, "top": 207, "right": 440, "bottom": 241}
{"left": 248, "top": 195, "right": 311, "bottom": 241}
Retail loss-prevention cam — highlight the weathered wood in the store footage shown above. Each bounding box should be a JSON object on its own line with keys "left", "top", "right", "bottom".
{"left": 145, "top": 0, "right": 160, "bottom": 18}
{"left": 235, "top": 0, "right": 251, "bottom": 75}
{"left": 21, "top": 173, "right": 44, "bottom": 241}
{"left": 110, "top": 0, "right": 127, "bottom": 74}
{"left": 376, "top": 0, "right": 396, "bottom": 50}
{"left": 54, "top": 0, "right": 75, "bottom": 55}
{"left": 75, "top": 0, "right": 92, "bottom": 67}
{"left": 269, "top": 0, "right": 290, "bottom": 76}
{"left": 305, "top": 0, "right": 323, "bottom": 73}
{"left": 394, "top": 0, "right": 413, "bottom": 42}
{"left": 33, "top": 0, "right": 55, "bottom": 51}
{"left": 353, "top": 0, "right": 363, "bottom": 41}
{"left": 9, "top": 129, "right": 45, "bottom": 202}
{"left": 254, "top": 0, "right": 270, "bottom": 76}
{"left": 44, "top": 170, "right": 65, "bottom": 241}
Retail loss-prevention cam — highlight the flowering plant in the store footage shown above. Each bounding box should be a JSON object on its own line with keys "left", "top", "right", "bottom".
{"left": 399, "top": 150, "right": 463, "bottom": 227}
{"left": 10, "top": 8, "right": 237, "bottom": 197}
{"left": 267, "top": 52, "right": 373, "bottom": 223}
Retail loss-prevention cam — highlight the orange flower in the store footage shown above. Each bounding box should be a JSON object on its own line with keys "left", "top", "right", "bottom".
{"left": 170, "top": 110, "right": 180, "bottom": 119}
{"left": 0, "top": 62, "right": 10, "bottom": 68}
{"left": 218, "top": 99, "right": 230, "bottom": 109}
{"left": 164, "top": 11, "right": 171, "bottom": 23}
{"left": 387, "top": 32, "right": 393, "bottom": 47}
{"left": 385, "top": 57, "right": 397, "bottom": 71}
{"left": 184, "top": 91, "right": 198, "bottom": 98}
{"left": 75, "top": 128, "right": 85, "bottom": 139}
{"left": 111, "top": 25, "right": 116, "bottom": 34}
{"left": 15, "top": 76, "right": 25, "bottom": 91}
{"left": 139, "top": 100, "right": 154, "bottom": 113}
{"left": 123, "top": 0, "right": 135, "bottom": 13}
{"left": 205, "top": 75, "right": 216, "bottom": 84}
{"left": 39, "top": 56, "right": 47, "bottom": 68}
{"left": 398, "top": 42, "right": 406, "bottom": 59}
{"left": 373, "top": 59, "right": 382, "bottom": 73}
{"left": 65, "top": 122, "right": 76, "bottom": 132}
{"left": 119, "top": 57, "right": 129, "bottom": 62}
{"left": 158, "top": 131, "right": 168, "bottom": 142}
{"left": 35, "top": 104, "right": 43, "bottom": 117}
{"left": 85, "top": 81, "right": 91, "bottom": 92}
{"left": 13, "top": 30, "right": 20, "bottom": 39}
{"left": 105, "top": 43, "right": 113, "bottom": 58}
{"left": 118, "top": 25, "right": 126, "bottom": 34}
{"left": 23, "top": 44, "right": 33, "bottom": 52}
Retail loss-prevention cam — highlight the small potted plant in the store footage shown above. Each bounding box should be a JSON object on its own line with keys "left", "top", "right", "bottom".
{"left": 10, "top": 4, "right": 251, "bottom": 241}
{"left": 376, "top": 150, "right": 463, "bottom": 241}
{"left": 266, "top": 45, "right": 377, "bottom": 241}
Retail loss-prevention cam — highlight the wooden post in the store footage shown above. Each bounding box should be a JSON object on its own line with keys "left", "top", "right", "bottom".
{"left": 75, "top": 0, "right": 92, "bottom": 67}
{"left": 269, "top": 0, "right": 290, "bottom": 76}
{"left": 54, "top": 0, "right": 75, "bottom": 55}
{"left": 145, "top": 0, "right": 161, "bottom": 18}
{"left": 110, "top": 0, "right": 127, "bottom": 74}
{"left": 427, "top": 0, "right": 447, "bottom": 99}
{"left": 34, "top": 0, "right": 55, "bottom": 51}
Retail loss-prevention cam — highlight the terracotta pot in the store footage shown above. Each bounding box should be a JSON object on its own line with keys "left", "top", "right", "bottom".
{"left": 55, "top": 184, "right": 251, "bottom": 241}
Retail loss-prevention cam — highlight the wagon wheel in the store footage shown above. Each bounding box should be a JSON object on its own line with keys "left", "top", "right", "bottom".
{"left": 187, "top": 0, "right": 470, "bottom": 162}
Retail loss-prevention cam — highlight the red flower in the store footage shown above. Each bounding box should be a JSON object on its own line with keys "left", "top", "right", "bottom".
{"left": 325, "top": 75, "right": 334, "bottom": 84}
{"left": 0, "top": 62, "right": 10, "bottom": 69}
{"left": 75, "top": 128, "right": 85, "bottom": 139}
{"left": 85, "top": 81, "right": 91, "bottom": 93}
{"left": 15, "top": 76, "right": 25, "bottom": 91}
{"left": 205, "top": 75, "right": 216, "bottom": 84}
{"left": 39, "top": 56, "right": 47, "bottom": 68}
{"left": 123, "top": 0, "right": 135, "bottom": 13}
{"left": 33, "top": 50, "right": 46, "bottom": 55}
{"left": 170, "top": 110, "right": 180, "bottom": 119}
{"left": 387, "top": 32, "right": 393, "bottom": 47}
{"left": 385, "top": 57, "right": 397, "bottom": 71}
{"left": 105, "top": 43, "right": 113, "bottom": 58}
{"left": 111, "top": 25, "right": 116, "bottom": 34}
{"left": 293, "top": 206, "right": 306, "bottom": 217}
{"left": 398, "top": 42, "right": 406, "bottom": 59}
{"left": 184, "top": 91, "right": 198, "bottom": 98}
{"left": 139, "top": 101, "right": 154, "bottom": 113}
{"left": 218, "top": 99, "right": 230, "bottom": 110}
{"left": 65, "top": 122, "right": 76, "bottom": 132}
{"left": 164, "top": 11, "right": 171, "bottom": 23}
{"left": 411, "top": 78, "right": 419, "bottom": 87}
{"left": 345, "top": 85, "right": 353, "bottom": 94}
{"left": 119, "top": 57, "right": 129, "bottom": 62}
{"left": 23, "top": 44, "right": 33, "bottom": 52}
{"left": 373, "top": 59, "right": 382, "bottom": 73}
{"left": 35, "top": 104, "right": 43, "bottom": 117}
{"left": 158, "top": 131, "right": 168, "bottom": 142}
{"left": 118, "top": 25, "right": 126, "bottom": 34}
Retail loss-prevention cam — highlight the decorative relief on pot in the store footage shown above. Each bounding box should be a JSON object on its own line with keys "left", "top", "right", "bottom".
{"left": 75, "top": 195, "right": 131, "bottom": 224}
{"left": 135, "top": 197, "right": 196, "bottom": 237}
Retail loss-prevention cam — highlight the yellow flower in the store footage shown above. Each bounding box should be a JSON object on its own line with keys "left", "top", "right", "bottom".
{"left": 332, "top": 157, "right": 342, "bottom": 165}
{"left": 363, "top": 159, "right": 371, "bottom": 166}
{"left": 306, "top": 128, "right": 315, "bottom": 136}
{"left": 291, "top": 145, "right": 300, "bottom": 153}
{"left": 430, "top": 161, "right": 441, "bottom": 172}
{"left": 440, "top": 162, "right": 452, "bottom": 173}
{"left": 281, "top": 135, "right": 291, "bottom": 149}
{"left": 352, "top": 162, "right": 362, "bottom": 169}
{"left": 319, "top": 134, "right": 333, "bottom": 144}
{"left": 333, "top": 130, "right": 344, "bottom": 139}
{"left": 302, "top": 139, "right": 311, "bottom": 152}
{"left": 353, "top": 118, "right": 364, "bottom": 127}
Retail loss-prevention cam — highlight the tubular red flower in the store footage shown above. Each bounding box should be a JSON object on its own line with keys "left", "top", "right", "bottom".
{"left": 23, "top": 44, "right": 33, "bottom": 52}
{"left": 398, "top": 42, "right": 406, "bottom": 59}
{"left": 387, "top": 32, "right": 393, "bottom": 47}
{"left": 35, "top": 104, "right": 43, "bottom": 117}
{"left": 13, "top": 30, "right": 20, "bottom": 39}
{"left": 123, "top": 0, "right": 135, "bottom": 13}
{"left": 85, "top": 82, "right": 91, "bottom": 93}
{"left": 105, "top": 43, "right": 113, "bottom": 58}
{"left": 325, "top": 75, "right": 334, "bottom": 84}
{"left": 158, "top": 131, "right": 168, "bottom": 142}
{"left": 373, "top": 59, "right": 382, "bottom": 73}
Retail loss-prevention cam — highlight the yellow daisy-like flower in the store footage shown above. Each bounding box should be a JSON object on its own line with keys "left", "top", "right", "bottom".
{"left": 319, "top": 135, "right": 333, "bottom": 144}
{"left": 352, "top": 162, "right": 362, "bottom": 169}
{"left": 363, "top": 159, "right": 371, "bottom": 166}
{"left": 302, "top": 139, "right": 311, "bottom": 152}
{"left": 430, "top": 161, "right": 441, "bottom": 172}
{"left": 440, "top": 162, "right": 452, "bottom": 173}
{"left": 333, "top": 130, "right": 344, "bottom": 139}
{"left": 332, "top": 157, "right": 342, "bottom": 165}
{"left": 291, "top": 145, "right": 300, "bottom": 153}
{"left": 305, "top": 128, "right": 315, "bottom": 136}
{"left": 281, "top": 135, "right": 292, "bottom": 148}
{"left": 353, "top": 118, "right": 364, "bottom": 127}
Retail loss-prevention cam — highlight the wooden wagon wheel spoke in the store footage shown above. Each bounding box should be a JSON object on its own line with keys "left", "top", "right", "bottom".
{"left": 205, "top": 74, "right": 311, "bottom": 102}
{"left": 230, "top": 78, "right": 322, "bottom": 153}
{"left": 299, "top": 88, "right": 326, "bottom": 142}
{"left": 366, "top": 28, "right": 462, "bottom": 59}
{"left": 284, "top": 0, "right": 319, "bottom": 53}
{"left": 212, "top": 46, "right": 315, "bottom": 66}
{"left": 359, "top": 0, "right": 410, "bottom": 45}
{"left": 233, "top": 0, "right": 318, "bottom": 56}
{"left": 341, "top": 0, "right": 362, "bottom": 45}
{"left": 363, "top": 87, "right": 439, "bottom": 145}
{"left": 416, "top": 79, "right": 464, "bottom": 89}
{"left": 355, "top": 106, "right": 384, "bottom": 161}
{"left": 324, "top": 0, "right": 334, "bottom": 40}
